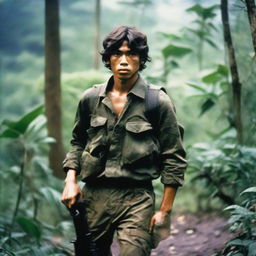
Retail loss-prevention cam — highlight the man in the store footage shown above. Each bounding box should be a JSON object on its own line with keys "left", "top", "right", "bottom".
{"left": 61, "top": 25, "right": 187, "bottom": 256}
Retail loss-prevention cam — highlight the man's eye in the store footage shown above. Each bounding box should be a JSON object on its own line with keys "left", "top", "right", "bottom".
{"left": 113, "top": 51, "right": 121, "bottom": 56}
{"left": 128, "top": 52, "right": 138, "bottom": 56}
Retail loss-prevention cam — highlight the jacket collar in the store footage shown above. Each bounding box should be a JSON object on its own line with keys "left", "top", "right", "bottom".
{"left": 99, "top": 74, "right": 148, "bottom": 99}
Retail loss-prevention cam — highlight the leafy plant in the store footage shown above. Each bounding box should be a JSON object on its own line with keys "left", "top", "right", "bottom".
{"left": 216, "top": 187, "right": 256, "bottom": 256}
{"left": 187, "top": 64, "right": 230, "bottom": 116}
{"left": 0, "top": 106, "right": 72, "bottom": 255}
{"left": 149, "top": 32, "right": 193, "bottom": 84}
{"left": 186, "top": 4, "right": 219, "bottom": 69}
{"left": 188, "top": 131, "right": 256, "bottom": 206}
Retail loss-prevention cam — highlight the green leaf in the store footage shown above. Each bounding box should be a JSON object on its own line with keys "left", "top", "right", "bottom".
{"left": 187, "top": 82, "right": 207, "bottom": 93}
{"left": 158, "top": 32, "right": 182, "bottom": 41}
{"left": 217, "top": 64, "right": 229, "bottom": 76}
{"left": 171, "top": 60, "right": 179, "bottom": 67}
{"left": 248, "top": 242, "right": 256, "bottom": 256}
{"left": 187, "top": 28, "right": 207, "bottom": 38}
{"left": 224, "top": 205, "right": 254, "bottom": 216}
{"left": 0, "top": 105, "right": 44, "bottom": 138}
{"left": 207, "top": 22, "right": 218, "bottom": 32}
{"left": 186, "top": 4, "right": 219, "bottom": 20}
{"left": 227, "top": 238, "right": 254, "bottom": 247}
{"left": 220, "top": 81, "right": 230, "bottom": 89}
{"left": 0, "top": 248, "right": 15, "bottom": 256}
{"left": 200, "top": 98, "right": 215, "bottom": 116}
{"left": 202, "top": 71, "right": 222, "bottom": 84}
{"left": 162, "top": 44, "right": 192, "bottom": 58}
{"left": 16, "top": 216, "right": 41, "bottom": 240}
{"left": 240, "top": 187, "right": 256, "bottom": 195}
{"left": 205, "top": 38, "right": 218, "bottom": 49}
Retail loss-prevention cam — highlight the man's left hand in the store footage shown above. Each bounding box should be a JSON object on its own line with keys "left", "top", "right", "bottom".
{"left": 149, "top": 210, "right": 170, "bottom": 233}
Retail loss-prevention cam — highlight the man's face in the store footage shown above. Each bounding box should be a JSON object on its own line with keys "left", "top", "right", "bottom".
{"left": 109, "top": 41, "right": 140, "bottom": 80}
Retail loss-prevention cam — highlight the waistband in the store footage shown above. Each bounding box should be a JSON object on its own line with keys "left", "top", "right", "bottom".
{"left": 86, "top": 178, "right": 153, "bottom": 190}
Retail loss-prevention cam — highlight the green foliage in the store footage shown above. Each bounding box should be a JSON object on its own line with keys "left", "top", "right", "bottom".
{"left": 162, "top": 44, "right": 192, "bottom": 58}
{"left": 188, "top": 132, "right": 256, "bottom": 206}
{"left": 0, "top": 106, "right": 44, "bottom": 139}
{"left": 16, "top": 216, "right": 42, "bottom": 241}
{"left": 154, "top": 31, "right": 193, "bottom": 84}
{"left": 186, "top": 4, "right": 219, "bottom": 20}
{"left": 185, "top": 4, "right": 219, "bottom": 69}
{"left": 187, "top": 64, "right": 230, "bottom": 116}
{"left": 0, "top": 107, "right": 72, "bottom": 255}
{"left": 217, "top": 187, "right": 256, "bottom": 256}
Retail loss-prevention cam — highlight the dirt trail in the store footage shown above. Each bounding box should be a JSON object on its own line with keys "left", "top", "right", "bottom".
{"left": 112, "top": 214, "right": 232, "bottom": 256}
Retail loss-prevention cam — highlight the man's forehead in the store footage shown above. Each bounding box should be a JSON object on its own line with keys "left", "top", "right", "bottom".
{"left": 118, "top": 40, "right": 131, "bottom": 50}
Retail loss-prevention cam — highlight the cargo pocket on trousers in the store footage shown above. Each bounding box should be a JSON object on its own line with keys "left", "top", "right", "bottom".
{"left": 126, "top": 229, "right": 153, "bottom": 253}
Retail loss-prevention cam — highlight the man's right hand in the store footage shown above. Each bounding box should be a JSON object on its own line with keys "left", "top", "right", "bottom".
{"left": 61, "top": 169, "right": 82, "bottom": 209}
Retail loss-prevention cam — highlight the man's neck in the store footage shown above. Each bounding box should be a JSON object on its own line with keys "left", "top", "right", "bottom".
{"left": 112, "top": 73, "right": 139, "bottom": 93}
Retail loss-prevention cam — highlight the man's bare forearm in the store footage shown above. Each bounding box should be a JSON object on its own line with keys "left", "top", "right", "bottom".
{"left": 61, "top": 169, "right": 81, "bottom": 208}
{"left": 159, "top": 185, "right": 178, "bottom": 213}
{"left": 149, "top": 185, "right": 178, "bottom": 232}
{"left": 65, "top": 169, "right": 78, "bottom": 183}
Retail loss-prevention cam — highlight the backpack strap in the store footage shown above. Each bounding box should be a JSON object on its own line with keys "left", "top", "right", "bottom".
{"left": 145, "top": 84, "right": 184, "bottom": 140}
{"left": 86, "top": 84, "right": 102, "bottom": 116}
{"left": 145, "top": 84, "right": 166, "bottom": 132}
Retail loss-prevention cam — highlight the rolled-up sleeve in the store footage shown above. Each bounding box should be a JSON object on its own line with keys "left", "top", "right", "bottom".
{"left": 62, "top": 94, "right": 90, "bottom": 174}
{"left": 158, "top": 91, "right": 187, "bottom": 186}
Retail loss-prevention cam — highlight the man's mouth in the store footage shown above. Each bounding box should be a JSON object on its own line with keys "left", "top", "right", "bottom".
{"left": 118, "top": 69, "right": 130, "bottom": 73}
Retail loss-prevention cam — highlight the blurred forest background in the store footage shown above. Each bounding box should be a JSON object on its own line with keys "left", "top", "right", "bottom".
{"left": 0, "top": 0, "right": 255, "bottom": 255}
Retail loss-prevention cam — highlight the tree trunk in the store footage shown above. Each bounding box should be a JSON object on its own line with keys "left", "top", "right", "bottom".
{"left": 220, "top": 0, "right": 243, "bottom": 143}
{"left": 93, "top": 0, "right": 101, "bottom": 70}
{"left": 245, "top": 0, "right": 256, "bottom": 56}
{"left": 45, "top": 0, "right": 64, "bottom": 178}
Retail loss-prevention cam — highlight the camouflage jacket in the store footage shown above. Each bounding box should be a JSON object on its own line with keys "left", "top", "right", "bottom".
{"left": 63, "top": 75, "right": 187, "bottom": 186}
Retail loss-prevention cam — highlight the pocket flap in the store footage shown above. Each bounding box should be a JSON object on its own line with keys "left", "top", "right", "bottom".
{"left": 90, "top": 116, "right": 107, "bottom": 127}
{"left": 125, "top": 121, "right": 153, "bottom": 133}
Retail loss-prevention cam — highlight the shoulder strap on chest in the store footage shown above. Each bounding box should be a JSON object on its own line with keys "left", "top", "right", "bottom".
{"left": 86, "top": 84, "right": 102, "bottom": 115}
{"left": 145, "top": 84, "right": 166, "bottom": 130}
{"left": 145, "top": 84, "right": 184, "bottom": 140}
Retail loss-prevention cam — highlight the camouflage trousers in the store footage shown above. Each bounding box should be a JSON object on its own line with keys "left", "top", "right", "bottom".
{"left": 82, "top": 180, "right": 155, "bottom": 256}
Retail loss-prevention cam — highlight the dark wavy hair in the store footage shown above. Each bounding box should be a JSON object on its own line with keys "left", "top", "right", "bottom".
{"left": 101, "top": 26, "right": 151, "bottom": 71}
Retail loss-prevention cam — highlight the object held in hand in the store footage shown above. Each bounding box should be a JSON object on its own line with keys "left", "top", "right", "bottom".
{"left": 69, "top": 201, "right": 101, "bottom": 256}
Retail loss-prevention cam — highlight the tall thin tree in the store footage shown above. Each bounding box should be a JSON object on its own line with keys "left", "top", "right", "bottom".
{"left": 221, "top": 0, "right": 243, "bottom": 143}
{"left": 93, "top": 0, "right": 101, "bottom": 70}
{"left": 45, "top": 0, "right": 64, "bottom": 178}
{"left": 245, "top": 0, "right": 256, "bottom": 56}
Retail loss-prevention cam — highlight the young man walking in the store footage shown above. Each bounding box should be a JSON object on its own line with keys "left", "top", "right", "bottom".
{"left": 61, "top": 25, "right": 187, "bottom": 256}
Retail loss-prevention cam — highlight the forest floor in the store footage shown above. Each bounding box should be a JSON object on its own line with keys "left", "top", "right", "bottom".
{"left": 111, "top": 213, "right": 233, "bottom": 256}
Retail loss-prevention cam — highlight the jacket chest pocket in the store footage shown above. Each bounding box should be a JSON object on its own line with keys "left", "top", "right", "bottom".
{"left": 80, "top": 116, "right": 108, "bottom": 181}
{"left": 86, "top": 116, "right": 108, "bottom": 157}
{"left": 122, "top": 121, "right": 159, "bottom": 166}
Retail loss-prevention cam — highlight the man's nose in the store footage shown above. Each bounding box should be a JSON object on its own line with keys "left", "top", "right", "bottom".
{"left": 120, "top": 54, "right": 128, "bottom": 65}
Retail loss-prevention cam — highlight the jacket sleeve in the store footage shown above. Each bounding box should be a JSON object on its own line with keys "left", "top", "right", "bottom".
{"left": 62, "top": 94, "right": 90, "bottom": 175}
{"left": 158, "top": 90, "right": 187, "bottom": 186}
